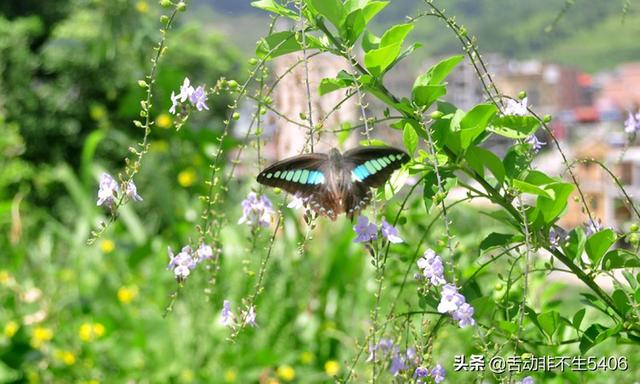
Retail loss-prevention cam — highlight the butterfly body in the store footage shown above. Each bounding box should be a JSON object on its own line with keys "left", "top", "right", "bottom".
{"left": 257, "top": 146, "right": 409, "bottom": 220}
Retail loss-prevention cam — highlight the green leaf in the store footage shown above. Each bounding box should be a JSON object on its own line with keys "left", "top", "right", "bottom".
{"left": 362, "top": 30, "right": 380, "bottom": 52}
{"left": 379, "top": 23, "right": 413, "bottom": 47}
{"left": 612, "top": 289, "right": 631, "bottom": 315}
{"left": 412, "top": 85, "right": 446, "bottom": 108}
{"left": 364, "top": 43, "right": 402, "bottom": 76}
{"left": 602, "top": 249, "right": 640, "bottom": 269}
{"left": 479, "top": 232, "right": 522, "bottom": 251}
{"left": 363, "top": 23, "right": 413, "bottom": 76}
{"left": 572, "top": 308, "right": 586, "bottom": 330}
{"left": 488, "top": 115, "right": 540, "bottom": 139}
{"left": 498, "top": 320, "right": 518, "bottom": 335}
{"left": 251, "top": 0, "right": 299, "bottom": 19}
{"left": 402, "top": 122, "right": 419, "bottom": 155}
{"left": 562, "top": 228, "right": 587, "bottom": 261}
{"left": 305, "top": 0, "right": 343, "bottom": 28}
{"left": 537, "top": 310, "right": 561, "bottom": 340}
{"left": 341, "top": 1, "right": 388, "bottom": 44}
{"left": 414, "top": 55, "right": 464, "bottom": 87}
{"left": 585, "top": 228, "right": 617, "bottom": 265}
{"left": 579, "top": 324, "right": 607, "bottom": 354}
{"left": 503, "top": 144, "right": 531, "bottom": 180}
{"left": 470, "top": 296, "right": 495, "bottom": 319}
{"left": 459, "top": 104, "right": 498, "bottom": 149}
{"left": 465, "top": 146, "right": 505, "bottom": 184}
{"left": 256, "top": 31, "right": 319, "bottom": 60}
{"left": 384, "top": 167, "right": 408, "bottom": 200}
{"left": 318, "top": 70, "right": 354, "bottom": 95}
{"left": 512, "top": 179, "right": 553, "bottom": 199}
{"left": 537, "top": 182, "right": 574, "bottom": 224}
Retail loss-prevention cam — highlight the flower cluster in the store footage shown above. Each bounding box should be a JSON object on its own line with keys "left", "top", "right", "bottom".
{"left": 624, "top": 111, "right": 640, "bottom": 134}
{"left": 169, "top": 77, "right": 209, "bottom": 114}
{"left": 417, "top": 249, "right": 476, "bottom": 328}
{"left": 167, "top": 243, "right": 218, "bottom": 281}
{"left": 366, "top": 339, "right": 418, "bottom": 377}
{"left": 97, "top": 173, "right": 142, "bottom": 209}
{"left": 416, "top": 249, "right": 446, "bottom": 286}
{"left": 220, "top": 299, "right": 257, "bottom": 328}
{"left": 238, "top": 192, "right": 275, "bottom": 227}
{"left": 504, "top": 97, "right": 528, "bottom": 117}
{"left": 584, "top": 218, "right": 603, "bottom": 236}
{"left": 526, "top": 134, "right": 545, "bottom": 153}
{"left": 414, "top": 363, "right": 446, "bottom": 384}
{"left": 353, "top": 216, "right": 403, "bottom": 244}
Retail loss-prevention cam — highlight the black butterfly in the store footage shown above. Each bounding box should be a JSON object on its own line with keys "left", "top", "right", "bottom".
{"left": 256, "top": 146, "right": 409, "bottom": 220}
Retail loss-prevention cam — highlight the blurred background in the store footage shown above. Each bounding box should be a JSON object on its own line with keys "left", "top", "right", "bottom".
{"left": 1, "top": 0, "right": 639, "bottom": 382}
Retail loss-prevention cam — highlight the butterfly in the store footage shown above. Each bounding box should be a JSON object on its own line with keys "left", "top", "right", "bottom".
{"left": 256, "top": 146, "right": 409, "bottom": 220}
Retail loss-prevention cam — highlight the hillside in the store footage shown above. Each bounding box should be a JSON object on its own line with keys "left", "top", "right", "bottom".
{"left": 202, "top": 0, "right": 638, "bottom": 72}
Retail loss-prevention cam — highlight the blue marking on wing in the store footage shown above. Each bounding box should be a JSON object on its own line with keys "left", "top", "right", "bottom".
{"left": 355, "top": 165, "right": 369, "bottom": 180}
{"left": 316, "top": 172, "right": 325, "bottom": 184}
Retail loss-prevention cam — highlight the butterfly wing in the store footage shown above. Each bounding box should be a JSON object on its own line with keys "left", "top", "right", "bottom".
{"left": 342, "top": 146, "right": 410, "bottom": 218}
{"left": 256, "top": 153, "right": 328, "bottom": 198}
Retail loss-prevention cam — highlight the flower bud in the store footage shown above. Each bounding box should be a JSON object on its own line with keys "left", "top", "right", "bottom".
{"left": 176, "top": 1, "right": 186, "bottom": 11}
{"left": 430, "top": 110, "right": 444, "bottom": 119}
{"left": 232, "top": 112, "right": 240, "bottom": 121}
{"left": 160, "top": 0, "right": 172, "bottom": 8}
{"left": 227, "top": 80, "right": 239, "bottom": 89}
{"left": 543, "top": 114, "right": 552, "bottom": 123}
{"left": 518, "top": 91, "right": 527, "bottom": 100}
{"left": 248, "top": 58, "right": 258, "bottom": 66}
{"left": 630, "top": 223, "right": 639, "bottom": 232}
{"left": 160, "top": 15, "right": 170, "bottom": 24}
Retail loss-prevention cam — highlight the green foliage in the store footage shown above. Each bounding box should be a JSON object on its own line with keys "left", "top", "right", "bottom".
{"left": 3, "top": 0, "right": 640, "bottom": 382}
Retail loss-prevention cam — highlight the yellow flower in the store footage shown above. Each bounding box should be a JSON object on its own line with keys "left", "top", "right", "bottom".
{"left": 300, "top": 351, "right": 315, "bottom": 364}
{"left": 177, "top": 169, "right": 197, "bottom": 187}
{"left": 324, "top": 360, "right": 340, "bottom": 376}
{"left": 223, "top": 369, "right": 237, "bottom": 383}
{"left": 79, "top": 323, "right": 93, "bottom": 342}
{"left": 180, "top": 369, "right": 194, "bottom": 382}
{"left": 0, "top": 270, "right": 11, "bottom": 285}
{"left": 89, "top": 104, "right": 107, "bottom": 121}
{"left": 93, "top": 323, "right": 105, "bottom": 337}
{"left": 276, "top": 365, "right": 295, "bottom": 382}
{"left": 156, "top": 113, "right": 172, "bottom": 129}
{"left": 99, "top": 239, "right": 115, "bottom": 254}
{"left": 4, "top": 321, "right": 19, "bottom": 338}
{"left": 135, "top": 1, "right": 149, "bottom": 13}
{"left": 117, "top": 286, "right": 138, "bottom": 304}
{"left": 80, "top": 321, "right": 105, "bottom": 342}
{"left": 31, "top": 327, "right": 53, "bottom": 348}
{"left": 266, "top": 380, "right": 279, "bottom": 384}
{"left": 54, "top": 350, "right": 76, "bottom": 365}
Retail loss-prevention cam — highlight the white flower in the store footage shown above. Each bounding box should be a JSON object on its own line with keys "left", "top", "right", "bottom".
{"left": 504, "top": 97, "right": 528, "bottom": 116}
{"left": 97, "top": 172, "right": 119, "bottom": 207}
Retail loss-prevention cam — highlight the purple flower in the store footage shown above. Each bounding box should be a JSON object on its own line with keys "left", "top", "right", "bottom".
{"left": 167, "top": 246, "right": 197, "bottom": 280}
{"left": 437, "top": 284, "right": 466, "bottom": 313}
{"left": 353, "top": 216, "right": 378, "bottom": 243}
{"left": 366, "top": 338, "right": 394, "bottom": 362}
{"left": 417, "top": 249, "right": 446, "bottom": 286}
{"left": 169, "top": 91, "right": 180, "bottom": 114}
{"left": 125, "top": 181, "right": 143, "bottom": 202}
{"left": 195, "top": 243, "right": 215, "bottom": 262}
{"left": 431, "top": 363, "right": 446, "bottom": 383}
{"left": 452, "top": 302, "right": 476, "bottom": 328}
{"left": 178, "top": 77, "right": 194, "bottom": 102}
{"left": 97, "top": 172, "right": 119, "bottom": 207}
{"left": 585, "top": 218, "right": 602, "bottom": 237}
{"left": 189, "top": 85, "right": 209, "bottom": 111}
{"left": 526, "top": 134, "right": 545, "bottom": 152}
{"left": 381, "top": 218, "right": 403, "bottom": 243}
{"left": 221, "top": 300, "right": 233, "bottom": 326}
{"left": 504, "top": 97, "right": 528, "bottom": 116}
{"left": 624, "top": 112, "right": 640, "bottom": 134}
{"left": 242, "top": 305, "right": 257, "bottom": 327}
{"left": 414, "top": 366, "right": 429, "bottom": 379}
{"left": 519, "top": 377, "right": 534, "bottom": 384}
{"left": 238, "top": 192, "right": 274, "bottom": 227}
{"left": 389, "top": 349, "right": 406, "bottom": 376}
